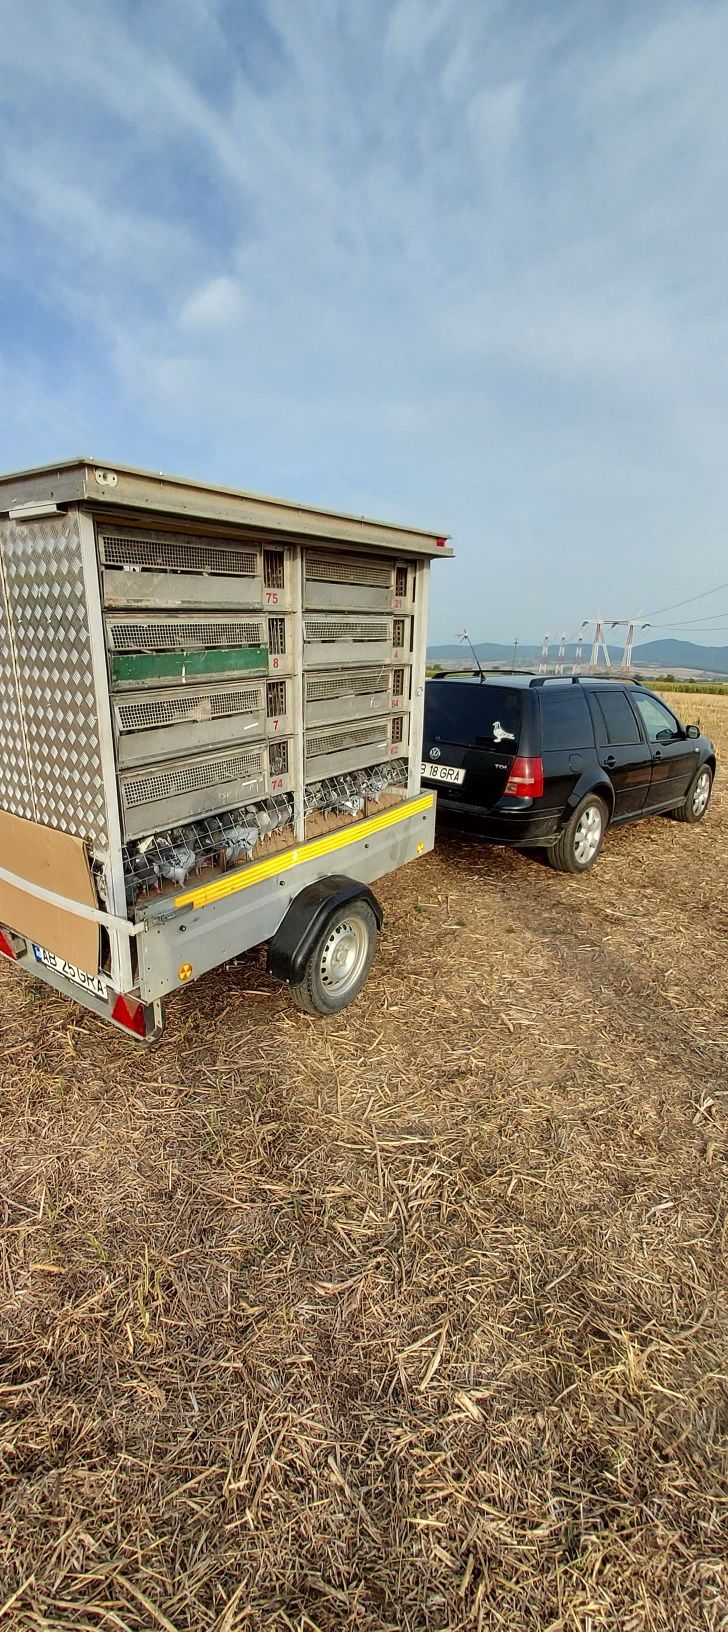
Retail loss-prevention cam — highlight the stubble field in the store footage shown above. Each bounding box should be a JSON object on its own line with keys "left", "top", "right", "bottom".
{"left": 1, "top": 693, "right": 726, "bottom": 1631}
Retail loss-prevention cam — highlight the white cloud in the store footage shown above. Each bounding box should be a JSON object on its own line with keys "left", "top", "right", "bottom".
{"left": 1, "top": 0, "right": 728, "bottom": 641}
{"left": 179, "top": 276, "right": 246, "bottom": 330}
{"left": 0, "top": 151, "right": 199, "bottom": 290}
{"left": 467, "top": 80, "right": 524, "bottom": 164}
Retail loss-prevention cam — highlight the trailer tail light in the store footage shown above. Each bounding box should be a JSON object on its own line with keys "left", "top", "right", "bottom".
{"left": 111, "top": 993, "right": 151, "bottom": 1038}
{"left": 0, "top": 928, "right": 16, "bottom": 960}
{"left": 504, "top": 756, "right": 544, "bottom": 799}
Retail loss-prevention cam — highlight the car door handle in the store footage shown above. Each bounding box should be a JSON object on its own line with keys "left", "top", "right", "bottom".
{"left": 603, "top": 755, "right": 616, "bottom": 769}
{"left": 653, "top": 750, "right": 662, "bottom": 762}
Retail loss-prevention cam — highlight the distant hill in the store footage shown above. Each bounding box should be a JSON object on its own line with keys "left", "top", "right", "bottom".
{"left": 429, "top": 640, "right": 540, "bottom": 665}
{"left": 427, "top": 638, "right": 728, "bottom": 676}
{"left": 632, "top": 639, "right": 728, "bottom": 674}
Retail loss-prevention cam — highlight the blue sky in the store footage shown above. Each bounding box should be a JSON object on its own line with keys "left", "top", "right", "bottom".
{"left": 1, "top": 0, "right": 727, "bottom": 647}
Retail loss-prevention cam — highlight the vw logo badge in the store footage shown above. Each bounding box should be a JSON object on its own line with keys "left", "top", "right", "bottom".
{"left": 430, "top": 746, "right": 441, "bottom": 760}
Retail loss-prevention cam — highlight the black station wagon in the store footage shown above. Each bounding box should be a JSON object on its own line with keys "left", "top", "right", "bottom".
{"left": 422, "top": 673, "right": 716, "bottom": 873}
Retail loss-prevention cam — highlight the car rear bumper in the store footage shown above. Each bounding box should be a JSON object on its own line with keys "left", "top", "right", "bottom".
{"left": 436, "top": 797, "right": 562, "bottom": 846}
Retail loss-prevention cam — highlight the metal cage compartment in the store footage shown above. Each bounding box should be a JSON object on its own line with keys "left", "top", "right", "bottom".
{"left": 392, "top": 561, "right": 415, "bottom": 611}
{"left": 303, "top": 613, "right": 412, "bottom": 669}
{"left": 118, "top": 740, "right": 293, "bottom": 839}
{"left": 304, "top": 551, "right": 394, "bottom": 612}
{"left": 99, "top": 523, "right": 266, "bottom": 611}
{"left": 303, "top": 552, "right": 417, "bottom": 613}
{"left": 263, "top": 676, "right": 292, "bottom": 742}
{"left": 305, "top": 665, "right": 411, "bottom": 727}
{"left": 105, "top": 612, "right": 295, "bottom": 686}
{"left": 304, "top": 713, "right": 410, "bottom": 780}
{"left": 113, "top": 680, "right": 292, "bottom": 768}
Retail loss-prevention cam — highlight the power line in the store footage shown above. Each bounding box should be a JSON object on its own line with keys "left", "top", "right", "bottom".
{"left": 646, "top": 578, "right": 728, "bottom": 618}
{"left": 649, "top": 613, "right": 728, "bottom": 627}
{"left": 649, "top": 614, "right": 728, "bottom": 627}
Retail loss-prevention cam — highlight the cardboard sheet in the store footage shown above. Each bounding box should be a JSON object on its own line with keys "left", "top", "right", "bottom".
{"left": 0, "top": 811, "right": 100, "bottom": 976}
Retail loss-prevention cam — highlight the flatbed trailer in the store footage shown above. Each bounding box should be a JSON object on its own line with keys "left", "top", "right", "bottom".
{"left": 0, "top": 460, "right": 450, "bottom": 1039}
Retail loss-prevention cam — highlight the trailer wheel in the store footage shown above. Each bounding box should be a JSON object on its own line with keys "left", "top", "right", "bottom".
{"left": 290, "top": 900, "right": 378, "bottom": 1015}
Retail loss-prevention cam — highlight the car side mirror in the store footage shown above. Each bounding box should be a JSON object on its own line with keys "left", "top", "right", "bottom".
{"left": 686, "top": 724, "right": 700, "bottom": 739}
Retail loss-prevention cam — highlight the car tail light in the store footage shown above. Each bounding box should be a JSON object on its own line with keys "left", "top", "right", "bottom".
{"left": 0, "top": 928, "right": 16, "bottom": 960}
{"left": 504, "top": 756, "right": 544, "bottom": 799}
{"left": 111, "top": 993, "right": 150, "bottom": 1038}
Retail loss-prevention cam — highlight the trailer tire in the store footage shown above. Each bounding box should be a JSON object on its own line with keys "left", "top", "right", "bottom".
{"left": 290, "top": 900, "right": 378, "bottom": 1015}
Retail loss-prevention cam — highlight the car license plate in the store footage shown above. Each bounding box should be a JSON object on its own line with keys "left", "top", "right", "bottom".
{"left": 421, "top": 762, "right": 466, "bottom": 785}
{"left": 32, "top": 944, "right": 108, "bottom": 1000}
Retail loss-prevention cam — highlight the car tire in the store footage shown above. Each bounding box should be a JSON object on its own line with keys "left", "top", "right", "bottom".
{"left": 290, "top": 900, "right": 379, "bottom": 1015}
{"left": 671, "top": 764, "right": 713, "bottom": 824}
{"left": 547, "top": 793, "right": 608, "bottom": 874}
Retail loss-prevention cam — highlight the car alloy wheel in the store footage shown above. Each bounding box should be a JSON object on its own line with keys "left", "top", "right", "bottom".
{"left": 692, "top": 768, "right": 711, "bottom": 817}
{"left": 573, "top": 802, "right": 603, "bottom": 865}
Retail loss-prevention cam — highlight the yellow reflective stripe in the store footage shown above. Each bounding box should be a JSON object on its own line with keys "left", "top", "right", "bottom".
{"left": 174, "top": 792, "right": 435, "bottom": 911}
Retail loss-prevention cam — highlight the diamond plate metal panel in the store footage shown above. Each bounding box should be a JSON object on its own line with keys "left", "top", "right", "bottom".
{"left": 0, "top": 525, "right": 34, "bottom": 820}
{"left": 1, "top": 513, "right": 108, "bottom": 846}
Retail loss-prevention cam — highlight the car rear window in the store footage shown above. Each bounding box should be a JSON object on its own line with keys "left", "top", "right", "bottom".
{"left": 591, "top": 690, "right": 642, "bottom": 746}
{"left": 539, "top": 687, "right": 594, "bottom": 751}
{"left": 425, "top": 683, "right": 522, "bottom": 747}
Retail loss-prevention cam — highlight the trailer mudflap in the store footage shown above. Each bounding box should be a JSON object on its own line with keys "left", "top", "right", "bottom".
{"left": 267, "top": 875, "right": 383, "bottom": 985}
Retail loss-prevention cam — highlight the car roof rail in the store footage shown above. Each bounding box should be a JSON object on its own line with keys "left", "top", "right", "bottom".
{"left": 530, "top": 673, "right": 641, "bottom": 688}
{"left": 430, "top": 668, "right": 644, "bottom": 687}
{"left": 576, "top": 674, "right": 641, "bottom": 685}
{"left": 427, "top": 667, "right": 482, "bottom": 679}
{"left": 428, "top": 666, "right": 529, "bottom": 680}
{"left": 529, "top": 674, "right": 576, "bottom": 687}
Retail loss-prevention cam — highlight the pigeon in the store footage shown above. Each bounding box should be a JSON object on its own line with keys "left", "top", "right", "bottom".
{"left": 158, "top": 843, "right": 196, "bottom": 888}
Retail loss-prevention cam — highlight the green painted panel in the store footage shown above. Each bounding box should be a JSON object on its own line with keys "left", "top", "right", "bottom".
{"left": 111, "top": 645, "right": 269, "bottom": 685}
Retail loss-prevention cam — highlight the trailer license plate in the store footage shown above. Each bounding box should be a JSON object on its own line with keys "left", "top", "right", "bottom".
{"left": 32, "top": 944, "right": 108, "bottom": 1000}
{"left": 421, "top": 762, "right": 466, "bottom": 784}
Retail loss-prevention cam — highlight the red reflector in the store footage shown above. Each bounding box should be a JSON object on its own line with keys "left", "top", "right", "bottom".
{"left": 436, "top": 537, "right": 447, "bottom": 548}
{"left": 504, "top": 756, "right": 544, "bottom": 799}
{"left": 111, "top": 994, "right": 148, "bottom": 1037}
{"left": 0, "top": 928, "right": 16, "bottom": 960}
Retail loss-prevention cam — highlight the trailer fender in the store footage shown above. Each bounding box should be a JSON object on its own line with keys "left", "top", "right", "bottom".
{"left": 267, "top": 875, "right": 384, "bottom": 985}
